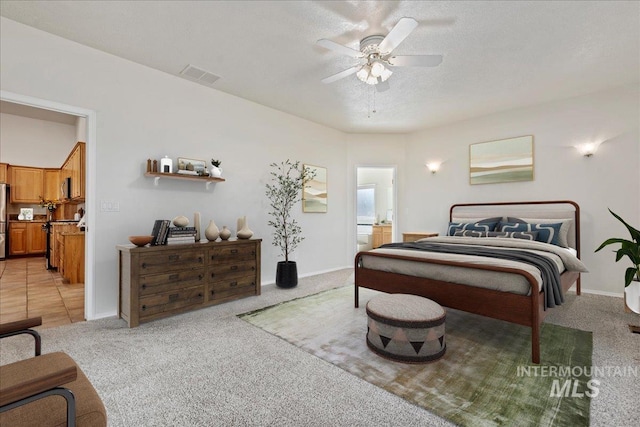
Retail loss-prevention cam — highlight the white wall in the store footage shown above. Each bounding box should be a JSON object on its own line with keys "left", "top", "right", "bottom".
{"left": 1, "top": 17, "right": 350, "bottom": 318}
{"left": 0, "top": 113, "right": 77, "bottom": 166}
{"left": 404, "top": 84, "right": 640, "bottom": 295}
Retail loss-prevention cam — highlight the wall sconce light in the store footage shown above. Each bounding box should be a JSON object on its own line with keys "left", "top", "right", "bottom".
{"left": 577, "top": 143, "right": 598, "bottom": 157}
{"left": 426, "top": 162, "right": 440, "bottom": 174}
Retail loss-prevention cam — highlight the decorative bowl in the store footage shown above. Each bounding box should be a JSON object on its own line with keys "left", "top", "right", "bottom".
{"left": 129, "top": 235, "right": 154, "bottom": 247}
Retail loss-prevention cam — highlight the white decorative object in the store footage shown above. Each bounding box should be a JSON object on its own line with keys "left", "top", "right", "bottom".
{"left": 219, "top": 226, "right": 231, "bottom": 240}
{"left": 210, "top": 166, "right": 222, "bottom": 178}
{"left": 205, "top": 219, "right": 220, "bottom": 241}
{"left": 194, "top": 212, "right": 201, "bottom": 241}
{"left": 160, "top": 155, "right": 173, "bottom": 173}
{"left": 236, "top": 216, "right": 253, "bottom": 239}
{"left": 172, "top": 215, "right": 189, "bottom": 227}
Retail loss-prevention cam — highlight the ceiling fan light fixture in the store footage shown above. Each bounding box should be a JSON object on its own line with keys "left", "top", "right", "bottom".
{"left": 356, "top": 66, "right": 370, "bottom": 82}
{"left": 379, "top": 67, "right": 393, "bottom": 82}
{"left": 370, "top": 61, "right": 385, "bottom": 78}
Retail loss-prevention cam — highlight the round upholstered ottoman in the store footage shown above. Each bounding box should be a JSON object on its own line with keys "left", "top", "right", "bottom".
{"left": 366, "top": 293, "right": 446, "bottom": 363}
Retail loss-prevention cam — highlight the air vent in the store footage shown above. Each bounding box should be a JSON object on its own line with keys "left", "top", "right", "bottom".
{"left": 179, "top": 64, "right": 220, "bottom": 86}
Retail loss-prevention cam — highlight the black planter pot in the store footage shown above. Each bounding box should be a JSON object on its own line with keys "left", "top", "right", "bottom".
{"left": 276, "top": 261, "right": 298, "bottom": 288}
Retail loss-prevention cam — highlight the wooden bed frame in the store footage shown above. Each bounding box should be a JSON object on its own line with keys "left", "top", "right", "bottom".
{"left": 354, "top": 200, "right": 581, "bottom": 364}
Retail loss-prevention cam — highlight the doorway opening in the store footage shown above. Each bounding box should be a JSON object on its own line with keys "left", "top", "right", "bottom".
{"left": 356, "top": 166, "right": 396, "bottom": 253}
{"left": 1, "top": 90, "right": 96, "bottom": 321}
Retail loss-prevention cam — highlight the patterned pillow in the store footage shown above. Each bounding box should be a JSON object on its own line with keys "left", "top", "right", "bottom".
{"left": 497, "top": 221, "right": 564, "bottom": 246}
{"left": 447, "top": 217, "right": 501, "bottom": 236}
{"left": 454, "top": 230, "right": 539, "bottom": 240}
{"left": 506, "top": 217, "right": 572, "bottom": 248}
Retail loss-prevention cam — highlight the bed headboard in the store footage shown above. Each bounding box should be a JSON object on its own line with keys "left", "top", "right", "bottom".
{"left": 450, "top": 200, "right": 581, "bottom": 257}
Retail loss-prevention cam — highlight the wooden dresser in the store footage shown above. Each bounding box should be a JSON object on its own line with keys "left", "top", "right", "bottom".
{"left": 117, "top": 239, "right": 261, "bottom": 327}
{"left": 372, "top": 224, "right": 392, "bottom": 248}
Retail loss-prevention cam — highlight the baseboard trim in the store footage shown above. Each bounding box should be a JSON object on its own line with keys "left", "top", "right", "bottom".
{"left": 261, "top": 265, "right": 352, "bottom": 286}
{"left": 568, "top": 288, "right": 624, "bottom": 298}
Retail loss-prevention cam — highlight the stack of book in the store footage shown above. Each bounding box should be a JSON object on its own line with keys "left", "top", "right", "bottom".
{"left": 150, "top": 220, "right": 171, "bottom": 246}
{"left": 166, "top": 226, "right": 197, "bottom": 245}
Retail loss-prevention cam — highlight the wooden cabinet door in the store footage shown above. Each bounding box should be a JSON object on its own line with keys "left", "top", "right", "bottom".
{"left": 27, "top": 223, "right": 47, "bottom": 254}
{"left": 8, "top": 166, "right": 44, "bottom": 203}
{"left": 44, "top": 169, "right": 61, "bottom": 202}
{"left": 0, "top": 163, "right": 7, "bottom": 183}
{"left": 9, "top": 223, "right": 27, "bottom": 255}
{"left": 70, "top": 142, "right": 85, "bottom": 200}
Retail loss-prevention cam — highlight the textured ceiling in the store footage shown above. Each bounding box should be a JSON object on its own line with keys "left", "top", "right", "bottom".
{"left": 1, "top": 1, "right": 638, "bottom": 133}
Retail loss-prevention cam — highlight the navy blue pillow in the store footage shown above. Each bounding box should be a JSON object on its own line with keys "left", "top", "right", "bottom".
{"left": 447, "top": 217, "right": 501, "bottom": 236}
{"left": 497, "top": 221, "right": 563, "bottom": 246}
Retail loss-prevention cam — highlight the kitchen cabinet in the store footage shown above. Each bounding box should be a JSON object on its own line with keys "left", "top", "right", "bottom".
{"left": 8, "top": 166, "right": 44, "bottom": 203}
{"left": 27, "top": 222, "right": 46, "bottom": 254}
{"left": 50, "top": 222, "right": 78, "bottom": 269}
{"left": 8, "top": 221, "right": 45, "bottom": 255}
{"left": 59, "top": 232, "right": 85, "bottom": 283}
{"left": 60, "top": 142, "right": 85, "bottom": 200}
{"left": 117, "top": 239, "right": 261, "bottom": 327}
{"left": 372, "top": 224, "right": 392, "bottom": 248}
{"left": 9, "top": 222, "right": 27, "bottom": 255}
{"left": 0, "top": 163, "right": 7, "bottom": 183}
{"left": 44, "top": 169, "right": 61, "bottom": 202}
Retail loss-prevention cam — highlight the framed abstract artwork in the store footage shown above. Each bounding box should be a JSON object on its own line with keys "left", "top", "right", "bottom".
{"left": 469, "top": 135, "right": 534, "bottom": 185}
{"left": 303, "top": 164, "right": 327, "bottom": 213}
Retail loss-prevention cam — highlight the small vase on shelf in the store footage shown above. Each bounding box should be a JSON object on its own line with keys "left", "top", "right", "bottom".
{"left": 205, "top": 220, "right": 220, "bottom": 241}
{"left": 236, "top": 216, "right": 253, "bottom": 239}
{"left": 219, "top": 226, "right": 231, "bottom": 240}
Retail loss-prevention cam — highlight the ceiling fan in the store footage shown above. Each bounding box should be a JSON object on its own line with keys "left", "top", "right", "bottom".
{"left": 317, "top": 17, "right": 442, "bottom": 89}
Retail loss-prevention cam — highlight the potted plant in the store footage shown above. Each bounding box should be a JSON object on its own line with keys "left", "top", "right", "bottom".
{"left": 210, "top": 159, "right": 222, "bottom": 177}
{"left": 265, "top": 160, "right": 315, "bottom": 288}
{"left": 595, "top": 208, "right": 640, "bottom": 315}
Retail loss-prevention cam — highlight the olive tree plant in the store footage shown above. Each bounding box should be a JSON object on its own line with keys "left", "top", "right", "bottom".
{"left": 265, "top": 160, "right": 316, "bottom": 262}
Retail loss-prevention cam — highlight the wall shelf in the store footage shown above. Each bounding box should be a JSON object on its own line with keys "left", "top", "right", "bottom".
{"left": 145, "top": 172, "right": 225, "bottom": 189}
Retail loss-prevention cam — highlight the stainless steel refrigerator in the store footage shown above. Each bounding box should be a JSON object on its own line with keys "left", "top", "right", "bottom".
{"left": 0, "top": 183, "right": 6, "bottom": 259}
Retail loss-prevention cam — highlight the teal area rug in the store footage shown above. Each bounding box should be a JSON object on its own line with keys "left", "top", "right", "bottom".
{"left": 239, "top": 286, "right": 593, "bottom": 427}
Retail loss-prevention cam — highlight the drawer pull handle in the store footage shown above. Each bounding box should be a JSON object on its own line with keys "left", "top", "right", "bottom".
{"left": 198, "top": 293, "right": 203, "bottom": 298}
{"left": 142, "top": 305, "right": 147, "bottom": 311}
{"left": 230, "top": 266, "right": 238, "bottom": 271}
{"left": 230, "top": 249, "right": 238, "bottom": 254}
{"left": 210, "top": 290, "right": 215, "bottom": 296}
{"left": 198, "top": 257, "right": 203, "bottom": 263}
{"left": 251, "top": 267, "right": 255, "bottom": 271}
{"left": 169, "top": 274, "right": 179, "bottom": 280}
{"left": 199, "top": 274, "right": 204, "bottom": 280}
{"left": 169, "top": 293, "right": 179, "bottom": 301}
{"left": 211, "top": 272, "right": 215, "bottom": 278}
{"left": 230, "top": 281, "right": 238, "bottom": 287}
{"left": 142, "top": 284, "right": 147, "bottom": 290}
{"left": 168, "top": 255, "right": 179, "bottom": 261}
{"left": 141, "top": 262, "right": 147, "bottom": 269}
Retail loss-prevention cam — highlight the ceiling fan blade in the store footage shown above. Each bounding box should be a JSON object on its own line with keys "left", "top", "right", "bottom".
{"left": 377, "top": 17, "right": 418, "bottom": 54}
{"left": 388, "top": 55, "right": 443, "bottom": 67}
{"left": 376, "top": 80, "right": 390, "bottom": 93}
{"left": 317, "top": 39, "right": 364, "bottom": 58}
{"left": 321, "top": 65, "right": 361, "bottom": 84}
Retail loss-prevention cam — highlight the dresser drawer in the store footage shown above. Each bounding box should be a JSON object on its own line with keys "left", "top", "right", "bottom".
{"left": 139, "top": 250, "right": 205, "bottom": 274}
{"left": 139, "top": 269, "right": 206, "bottom": 296}
{"left": 139, "top": 286, "right": 205, "bottom": 318}
{"left": 208, "top": 260, "right": 256, "bottom": 281}
{"left": 208, "top": 276, "right": 257, "bottom": 301}
{"left": 208, "top": 244, "right": 257, "bottom": 264}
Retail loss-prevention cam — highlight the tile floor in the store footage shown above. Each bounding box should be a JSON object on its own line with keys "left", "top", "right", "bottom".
{"left": 0, "top": 257, "right": 84, "bottom": 328}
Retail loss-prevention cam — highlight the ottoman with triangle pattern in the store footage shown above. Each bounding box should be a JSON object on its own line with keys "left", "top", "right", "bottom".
{"left": 366, "top": 293, "right": 446, "bottom": 363}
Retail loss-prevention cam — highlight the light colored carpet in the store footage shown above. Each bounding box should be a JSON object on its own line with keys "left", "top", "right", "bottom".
{"left": 1, "top": 268, "right": 638, "bottom": 426}
{"left": 240, "top": 286, "right": 592, "bottom": 427}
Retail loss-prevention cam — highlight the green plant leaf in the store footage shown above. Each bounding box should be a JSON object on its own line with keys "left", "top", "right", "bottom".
{"left": 608, "top": 208, "right": 640, "bottom": 243}
{"left": 624, "top": 267, "right": 638, "bottom": 287}
{"left": 595, "top": 237, "right": 631, "bottom": 252}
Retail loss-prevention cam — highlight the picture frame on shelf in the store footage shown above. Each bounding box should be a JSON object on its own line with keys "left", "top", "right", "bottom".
{"left": 177, "top": 157, "right": 206, "bottom": 176}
